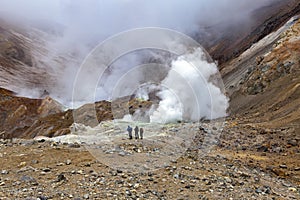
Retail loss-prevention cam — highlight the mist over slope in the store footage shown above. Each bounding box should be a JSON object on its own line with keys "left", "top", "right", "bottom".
{"left": 0, "top": 0, "right": 278, "bottom": 122}
{"left": 0, "top": 0, "right": 271, "bottom": 102}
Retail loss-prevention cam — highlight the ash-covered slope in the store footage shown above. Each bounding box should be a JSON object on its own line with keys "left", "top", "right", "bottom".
{"left": 0, "top": 21, "right": 79, "bottom": 103}
{"left": 202, "top": 0, "right": 300, "bottom": 65}
{"left": 224, "top": 16, "right": 300, "bottom": 133}
{"left": 0, "top": 22, "right": 55, "bottom": 95}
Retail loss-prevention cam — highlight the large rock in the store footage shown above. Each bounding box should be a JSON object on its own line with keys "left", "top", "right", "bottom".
{"left": 37, "top": 96, "right": 64, "bottom": 118}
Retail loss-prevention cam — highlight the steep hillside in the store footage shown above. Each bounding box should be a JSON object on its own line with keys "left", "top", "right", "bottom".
{"left": 0, "top": 21, "right": 79, "bottom": 100}
{"left": 225, "top": 16, "right": 300, "bottom": 133}
{"left": 0, "top": 87, "right": 154, "bottom": 139}
{"left": 207, "top": 0, "right": 300, "bottom": 65}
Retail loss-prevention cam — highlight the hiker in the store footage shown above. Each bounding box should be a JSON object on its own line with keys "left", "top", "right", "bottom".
{"left": 134, "top": 126, "right": 139, "bottom": 139}
{"left": 127, "top": 125, "right": 133, "bottom": 140}
{"left": 140, "top": 127, "right": 144, "bottom": 139}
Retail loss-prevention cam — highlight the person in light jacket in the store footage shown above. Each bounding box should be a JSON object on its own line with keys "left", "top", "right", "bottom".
{"left": 139, "top": 127, "right": 144, "bottom": 139}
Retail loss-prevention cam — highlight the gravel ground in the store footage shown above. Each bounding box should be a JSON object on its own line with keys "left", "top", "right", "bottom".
{"left": 0, "top": 120, "right": 299, "bottom": 200}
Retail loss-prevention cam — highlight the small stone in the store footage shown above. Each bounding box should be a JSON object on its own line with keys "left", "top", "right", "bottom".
{"left": 125, "top": 190, "right": 132, "bottom": 196}
{"left": 263, "top": 186, "right": 271, "bottom": 194}
{"left": 56, "top": 174, "right": 66, "bottom": 182}
{"left": 279, "top": 165, "right": 287, "bottom": 169}
{"left": 118, "top": 152, "right": 126, "bottom": 157}
{"left": 18, "top": 161, "right": 27, "bottom": 168}
{"left": 68, "top": 143, "right": 80, "bottom": 148}
{"left": 224, "top": 177, "right": 232, "bottom": 183}
{"left": 148, "top": 177, "right": 154, "bottom": 181}
{"left": 0, "top": 182, "right": 5, "bottom": 186}
{"left": 173, "top": 174, "right": 179, "bottom": 179}
{"left": 32, "top": 160, "right": 39, "bottom": 164}
{"left": 282, "top": 182, "right": 292, "bottom": 187}
{"left": 31, "top": 181, "right": 38, "bottom": 186}
{"left": 287, "top": 140, "right": 297, "bottom": 146}
{"left": 1, "top": 170, "right": 8, "bottom": 174}
{"left": 288, "top": 187, "right": 297, "bottom": 192}
{"left": 84, "top": 163, "right": 91, "bottom": 167}
{"left": 42, "top": 168, "right": 51, "bottom": 172}
{"left": 272, "top": 168, "right": 286, "bottom": 176}
{"left": 51, "top": 142, "right": 58, "bottom": 147}
{"left": 37, "top": 196, "right": 48, "bottom": 200}
{"left": 40, "top": 171, "right": 47, "bottom": 175}
{"left": 273, "top": 147, "right": 282, "bottom": 153}
{"left": 56, "top": 163, "right": 64, "bottom": 166}
{"left": 255, "top": 188, "right": 262, "bottom": 194}
{"left": 83, "top": 194, "right": 89, "bottom": 199}
{"left": 110, "top": 171, "right": 117, "bottom": 176}
{"left": 20, "top": 175, "right": 37, "bottom": 184}
{"left": 256, "top": 145, "right": 268, "bottom": 152}
{"left": 66, "top": 160, "right": 72, "bottom": 165}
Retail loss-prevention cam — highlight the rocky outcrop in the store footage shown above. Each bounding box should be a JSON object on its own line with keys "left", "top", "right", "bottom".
{"left": 0, "top": 87, "right": 154, "bottom": 139}
{"left": 225, "top": 17, "right": 300, "bottom": 132}
{"left": 37, "top": 96, "right": 64, "bottom": 118}
{"left": 243, "top": 18, "right": 300, "bottom": 95}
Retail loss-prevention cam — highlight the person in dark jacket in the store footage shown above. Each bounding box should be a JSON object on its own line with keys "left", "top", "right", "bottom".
{"left": 127, "top": 125, "right": 133, "bottom": 139}
{"left": 139, "top": 127, "right": 144, "bottom": 139}
{"left": 134, "top": 126, "right": 139, "bottom": 139}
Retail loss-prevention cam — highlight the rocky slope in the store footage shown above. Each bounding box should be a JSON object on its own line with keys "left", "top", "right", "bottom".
{"left": 0, "top": 134, "right": 299, "bottom": 200}
{"left": 0, "top": 87, "right": 154, "bottom": 139}
{"left": 201, "top": 0, "right": 300, "bottom": 65}
{"left": 225, "top": 16, "right": 300, "bottom": 134}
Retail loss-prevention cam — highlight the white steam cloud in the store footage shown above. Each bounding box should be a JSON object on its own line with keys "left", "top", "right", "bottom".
{"left": 150, "top": 48, "right": 228, "bottom": 123}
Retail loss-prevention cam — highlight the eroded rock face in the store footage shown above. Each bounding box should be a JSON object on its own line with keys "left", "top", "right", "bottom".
{"left": 0, "top": 89, "right": 74, "bottom": 138}
{"left": 0, "top": 88, "right": 74, "bottom": 138}
{"left": 0, "top": 88, "right": 42, "bottom": 138}
{"left": 0, "top": 25, "right": 33, "bottom": 66}
{"left": 226, "top": 17, "right": 300, "bottom": 133}
{"left": 0, "top": 87, "right": 155, "bottom": 139}
{"left": 37, "top": 96, "right": 64, "bottom": 118}
{"left": 209, "top": 0, "right": 300, "bottom": 66}
{"left": 243, "top": 19, "right": 300, "bottom": 95}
